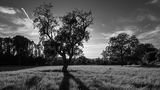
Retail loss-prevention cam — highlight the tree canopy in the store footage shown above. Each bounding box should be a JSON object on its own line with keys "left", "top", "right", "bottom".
{"left": 102, "top": 33, "right": 139, "bottom": 65}
{"left": 33, "top": 3, "right": 93, "bottom": 71}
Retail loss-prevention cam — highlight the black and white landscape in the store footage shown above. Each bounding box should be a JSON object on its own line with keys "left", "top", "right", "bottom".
{"left": 0, "top": 0, "right": 160, "bottom": 90}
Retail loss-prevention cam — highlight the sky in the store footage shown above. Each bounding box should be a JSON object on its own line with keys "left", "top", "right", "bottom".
{"left": 0, "top": 0, "right": 160, "bottom": 58}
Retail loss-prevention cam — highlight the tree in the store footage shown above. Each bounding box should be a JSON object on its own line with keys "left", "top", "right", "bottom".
{"left": 156, "top": 49, "right": 160, "bottom": 62}
{"left": 13, "top": 35, "right": 32, "bottom": 65}
{"left": 142, "top": 51, "right": 158, "bottom": 65}
{"left": 0, "top": 38, "right": 3, "bottom": 56}
{"left": 133, "top": 43, "right": 158, "bottom": 65}
{"left": 33, "top": 3, "right": 93, "bottom": 72}
{"left": 102, "top": 33, "right": 139, "bottom": 65}
{"left": 3, "top": 37, "right": 13, "bottom": 55}
{"left": 139, "top": 43, "right": 158, "bottom": 65}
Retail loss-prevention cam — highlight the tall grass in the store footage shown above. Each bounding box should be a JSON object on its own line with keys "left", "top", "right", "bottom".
{"left": 0, "top": 65, "right": 160, "bottom": 90}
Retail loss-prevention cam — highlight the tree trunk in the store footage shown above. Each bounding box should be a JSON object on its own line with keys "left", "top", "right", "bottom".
{"left": 62, "top": 55, "right": 73, "bottom": 72}
{"left": 62, "top": 55, "right": 68, "bottom": 72}
{"left": 120, "top": 47, "right": 124, "bottom": 66}
{"left": 120, "top": 53, "right": 124, "bottom": 66}
{"left": 121, "top": 56, "right": 124, "bottom": 66}
{"left": 62, "top": 63, "right": 68, "bottom": 72}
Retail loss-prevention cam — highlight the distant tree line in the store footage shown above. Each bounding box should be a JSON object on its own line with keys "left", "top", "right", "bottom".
{"left": 1, "top": 33, "right": 160, "bottom": 66}
{"left": 0, "top": 35, "right": 104, "bottom": 66}
{"left": 45, "top": 56, "right": 107, "bottom": 65}
{"left": 101, "top": 33, "right": 160, "bottom": 66}
{"left": 0, "top": 35, "right": 45, "bottom": 66}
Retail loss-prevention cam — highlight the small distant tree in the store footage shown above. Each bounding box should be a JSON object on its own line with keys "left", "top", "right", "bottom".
{"left": 0, "top": 38, "right": 3, "bottom": 56}
{"left": 33, "top": 3, "right": 93, "bottom": 72}
{"left": 102, "top": 33, "right": 139, "bottom": 65}
{"left": 156, "top": 49, "right": 160, "bottom": 62}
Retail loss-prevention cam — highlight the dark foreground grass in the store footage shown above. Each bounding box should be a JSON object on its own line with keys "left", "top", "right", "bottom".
{"left": 0, "top": 65, "right": 160, "bottom": 90}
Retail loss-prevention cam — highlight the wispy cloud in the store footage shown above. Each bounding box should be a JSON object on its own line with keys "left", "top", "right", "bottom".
{"left": 136, "top": 13, "right": 159, "bottom": 22}
{"left": 101, "top": 29, "right": 135, "bottom": 40}
{"left": 11, "top": 17, "right": 39, "bottom": 43}
{"left": 146, "top": 0, "right": 159, "bottom": 4}
{"left": 0, "top": 6, "right": 18, "bottom": 14}
{"left": 137, "top": 26, "right": 160, "bottom": 47}
{"left": 0, "top": 23, "right": 8, "bottom": 27}
{"left": 0, "top": 6, "right": 39, "bottom": 43}
{"left": 102, "top": 24, "right": 106, "bottom": 27}
{"left": 137, "top": 28, "right": 160, "bottom": 39}
{"left": 87, "top": 27, "right": 94, "bottom": 32}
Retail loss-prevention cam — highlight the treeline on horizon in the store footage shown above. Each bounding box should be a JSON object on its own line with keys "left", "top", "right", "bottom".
{"left": 0, "top": 33, "right": 160, "bottom": 66}
{"left": 101, "top": 33, "right": 160, "bottom": 66}
{"left": 0, "top": 35, "right": 45, "bottom": 65}
{"left": 0, "top": 35, "right": 103, "bottom": 66}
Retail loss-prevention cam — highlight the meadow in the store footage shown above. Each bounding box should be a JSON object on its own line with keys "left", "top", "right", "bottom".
{"left": 0, "top": 65, "right": 160, "bottom": 90}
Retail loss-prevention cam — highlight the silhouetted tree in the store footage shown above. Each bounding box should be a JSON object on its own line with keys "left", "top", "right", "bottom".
{"left": 133, "top": 43, "right": 158, "bottom": 65}
{"left": 3, "top": 37, "right": 13, "bottom": 55}
{"left": 0, "top": 35, "right": 46, "bottom": 65}
{"left": 102, "top": 33, "right": 139, "bottom": 65}
{"left": 0, "top": 38, "right": 3, "bottom": 56}
{"left": 156, "top": 49, "right": 160, "bottom": 62}
{"left": 33, "top": 3, "right": 93, "bottom": 71}
{"left": 13, "top": 35, "right": 32, "bottom": 65}
{"left": 142, "top": 50, "right": 158, "bottom": 65}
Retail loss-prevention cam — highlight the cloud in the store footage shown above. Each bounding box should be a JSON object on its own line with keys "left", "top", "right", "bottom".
{"left": 147, "top": 0, "right": 159, "bottom": 4}
{"left": 83, "top": 43, "right": 107, "bottom": 58}
{"left": 11, "top": 17, "right": 39, "bottom": 43}
{"left": 0, "top": 7, "right": 39, "bottom": 43}
{"left": 86, "top": 27, "right": 94, "bottom": 32}
{"left": 137, "top": 26, "right": 160, "bottom": 47}
{"left": 101, "top": 29, "right": 135, "bottom": 40}
{"left": 102, "top": 24, "right": 106, "bottom": 27}
{"left": 137, "top": 29, "right": 160, "bottom": 39}
{"left": 0, "top": 23, "right": 8, "bottom": 27}
{"left": 136, "top": 13, "right": 159, "bottom": 22}
{"left": 0, "top": 6, "right": 18, "bottom": 14}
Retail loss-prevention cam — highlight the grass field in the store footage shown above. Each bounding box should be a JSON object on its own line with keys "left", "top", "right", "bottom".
{"left": 0, "top": 65, "right": 160, "bottom": 90}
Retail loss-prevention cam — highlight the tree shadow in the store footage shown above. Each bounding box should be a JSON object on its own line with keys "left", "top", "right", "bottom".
{"left": 59, "top": 71, "right": 90, "bottom": 90}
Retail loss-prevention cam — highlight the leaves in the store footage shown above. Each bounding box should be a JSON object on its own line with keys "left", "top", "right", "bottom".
{"left": 33, "top": 3, "right": 93, "bottom": 60}
{"left": 102, "top": 33, "right": 139, "bottom": 64}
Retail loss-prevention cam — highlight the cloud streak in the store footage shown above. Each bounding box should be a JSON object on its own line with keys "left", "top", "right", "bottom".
{"left": 0, "top": 6, "right": 39, "bottom": 43}
{"left": 137, "top": 26, "right": 160, "bottom": 47}
{"left": 138, "top": 29, "right": 160, "bottom": 39}
{"left": 0, "top": 6, "right": 18, "bottom": 14}
{"left": 147, "top": 0, "right": 159, "bottom": 4}
{"left": 101, "top": 29, "right": 135, "bottom": 40}
{"left": 21, "top": 8, "right": 32, "bottom": 22}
